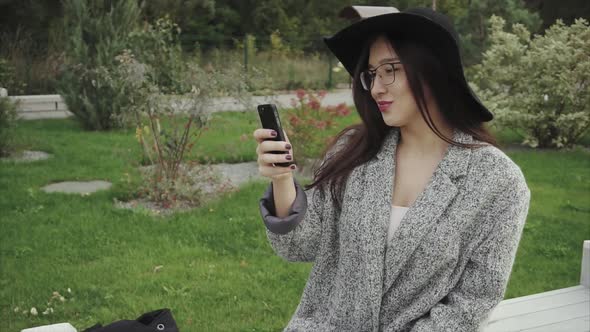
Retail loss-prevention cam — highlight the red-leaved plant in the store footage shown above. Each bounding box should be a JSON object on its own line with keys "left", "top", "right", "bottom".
{"left": 285, "top": 89, "right": 351, "bottom": 169}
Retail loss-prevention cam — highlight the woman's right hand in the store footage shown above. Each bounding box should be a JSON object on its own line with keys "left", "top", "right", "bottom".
{"left": 253, "top": 128, "right": 296, "bottom": 181}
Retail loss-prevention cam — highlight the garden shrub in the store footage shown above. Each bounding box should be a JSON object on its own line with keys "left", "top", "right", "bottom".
{"left": 131, "top": 60, "right": 254, "bottom": 208}
{"left": 58, "top": 0, "right": 141, "bottom": 130}
{"left": 0, "top": 96, "right": 18, "bottom": 157}
{"left": 472, "top": 16, "right": 590, "bottom": 148}
{"left": 0, "top": 57, "right": 26, "bottom": 95}
{"left": 128, "top": 16, "right": 186, "bottom": 94}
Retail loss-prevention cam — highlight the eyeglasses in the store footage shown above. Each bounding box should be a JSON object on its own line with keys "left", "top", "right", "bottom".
{"left": 360, "top": 61, "right": 402, "bottom": 91}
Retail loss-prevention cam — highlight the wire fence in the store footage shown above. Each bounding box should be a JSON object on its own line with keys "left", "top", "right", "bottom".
{"left": 192, "top": 35, "right": 351, "bottom": 91}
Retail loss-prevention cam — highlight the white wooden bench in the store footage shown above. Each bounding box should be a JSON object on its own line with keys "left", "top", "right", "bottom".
{"left": 9, "top": 94, "right": 71, "bottom": 119}
{"left": 484, "top": 240, "right": 590, "bottom": 331}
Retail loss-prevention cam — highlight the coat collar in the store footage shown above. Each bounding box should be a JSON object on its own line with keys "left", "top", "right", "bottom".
{"left": 373, "top": 126, "right": 474, "bottom": 180}
{"left": 359, "top": 127, "right": 475, "bottom": 310}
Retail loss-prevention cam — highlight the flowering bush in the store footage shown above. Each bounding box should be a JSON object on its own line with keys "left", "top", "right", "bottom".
{"left": 285, "top": 89, "right": 351, "bottom": 166}
{"left": 471, "top": 16, "right": 590, "bottom": 148}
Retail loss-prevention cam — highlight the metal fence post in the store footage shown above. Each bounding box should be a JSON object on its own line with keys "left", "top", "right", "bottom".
{"left": 327, "top": 56, "right": 333, "bottom": 89}
{"left": 244, "top": 36, "right": 248, "bottom": 73}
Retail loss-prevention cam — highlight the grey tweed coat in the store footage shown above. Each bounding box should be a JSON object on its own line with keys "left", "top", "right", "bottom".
{"left": 259, "top": 127, "right": 531, "bottom": 332}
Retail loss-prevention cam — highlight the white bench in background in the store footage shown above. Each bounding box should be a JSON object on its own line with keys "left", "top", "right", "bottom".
{"left": 484, "top": 240, "right": 590, "bottom": 332}
{"left": 9, "top": 94, "right": 71, "bottom": 119}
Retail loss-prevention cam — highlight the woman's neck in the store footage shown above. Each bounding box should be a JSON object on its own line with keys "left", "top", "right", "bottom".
{"left": 398, "top": 114, "right": 453, "bottom": 159}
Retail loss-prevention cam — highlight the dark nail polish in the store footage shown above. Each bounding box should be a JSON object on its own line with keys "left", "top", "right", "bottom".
{"left": 285, "top": 144, "right": 292, "bottom": 150}
{"left": 286, "top": 155, "right": 292, "bottom": 160}
{"left": 290, "top": 164, "right": 296, "bottom": 170}
{"left": 270, "top": 130, "right": 277, "bottom": 137}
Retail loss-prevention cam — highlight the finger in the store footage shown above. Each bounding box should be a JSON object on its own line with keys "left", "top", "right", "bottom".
{"left": 258, "top": 163, "right": 297, "bottom": 177}
{"left": 253, "top": 128, "right": 278, "bottom": 143}
{"left": 258, "top": 140, "right": 292, "bottom": 154}
{"left": 260, "top": 152, "right": 293, "bottom": 165}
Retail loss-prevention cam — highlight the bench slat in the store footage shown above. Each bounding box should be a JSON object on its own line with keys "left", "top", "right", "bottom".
{"left": 484, "top": 300, "right": 589, "bottom": 331}
{"left": 489, "top": 286, "right": 589, "bottom": 320}
{"left": 522, "top": 316, "right": 590, "bottom": 332}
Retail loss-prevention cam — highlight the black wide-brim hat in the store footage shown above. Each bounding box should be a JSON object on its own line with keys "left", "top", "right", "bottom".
{"left": 324, "top": 7, "right": 493, "bottom": 122}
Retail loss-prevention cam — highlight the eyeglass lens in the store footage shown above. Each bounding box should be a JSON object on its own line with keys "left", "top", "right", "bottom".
{"left": 361, "top": 63, "right": 397, "bottom": 91}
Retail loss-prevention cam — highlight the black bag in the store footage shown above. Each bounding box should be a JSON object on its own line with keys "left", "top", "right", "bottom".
{"left": 83, "top": 309, "right": 179, "bottom": 332}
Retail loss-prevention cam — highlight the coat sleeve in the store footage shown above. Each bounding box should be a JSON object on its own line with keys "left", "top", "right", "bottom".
{"left": 259, "top": 131, "right": 353, "bottom": 262}
{"left": 409, "top": 175, "right": 531, "bottom": 332}
{"left": 259, "top": 178, "right": 332, "bottom": 262}
{"left": 258, "top": 130, "right": 353, "bottom": 262}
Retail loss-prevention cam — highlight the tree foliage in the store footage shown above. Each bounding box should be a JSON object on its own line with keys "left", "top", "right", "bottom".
{"left": 448, "top": 0, "right": 541, "bottom": 65}
{"left": 524, "top": 0, "right": 590, "bottom": 31}
{"left": 472, "top": 16, "right": 590, "bottom": 148}
{"left": 1, "top": 0, "right": 549, "bottom": 64}
{"left": 0, "top": 0, "right": 63, "bottom": 54}
{"left": 139, "top": 0, "right": 542, "bottom": 64}
{"left": 381, "top": 0, "right": 541, "bottom": 65}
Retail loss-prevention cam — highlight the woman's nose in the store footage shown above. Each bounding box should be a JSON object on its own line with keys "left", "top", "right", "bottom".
{"left": 371, "top": 77, "right": 387, "bottom": 96}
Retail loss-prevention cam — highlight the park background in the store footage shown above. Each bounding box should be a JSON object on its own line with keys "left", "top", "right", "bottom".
{"left": 0, "top": 0, "right": 589, "bottom": 331}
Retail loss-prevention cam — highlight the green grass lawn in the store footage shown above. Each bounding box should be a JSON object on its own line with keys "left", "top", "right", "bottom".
{"left": 1, "top": 115, "right": 589, "bottom": 331}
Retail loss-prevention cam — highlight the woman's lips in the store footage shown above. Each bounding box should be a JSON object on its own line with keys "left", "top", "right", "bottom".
{"left": 377, "top": 101, "right": 393, "bottom": 112}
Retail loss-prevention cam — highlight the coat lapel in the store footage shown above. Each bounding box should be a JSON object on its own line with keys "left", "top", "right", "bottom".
{"left": 371, "top": 127, "right": 474, "bottom": 297}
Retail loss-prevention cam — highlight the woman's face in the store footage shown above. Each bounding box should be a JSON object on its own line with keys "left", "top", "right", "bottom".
{"left": 368, "top": 36, "right": 422, "bottom": 128}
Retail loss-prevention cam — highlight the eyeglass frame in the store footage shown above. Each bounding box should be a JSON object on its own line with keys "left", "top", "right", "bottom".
{"left": 360, "top": 61, "right": 402, "bottom": 91}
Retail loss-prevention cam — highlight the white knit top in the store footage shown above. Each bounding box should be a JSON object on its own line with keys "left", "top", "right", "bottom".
{"left": 387, "top": 205, "right": 409, "bottom": 245}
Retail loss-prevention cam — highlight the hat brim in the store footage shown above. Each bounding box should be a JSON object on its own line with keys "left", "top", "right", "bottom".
{"left": 324, "top": 12, "right": 493, "bottom": 122}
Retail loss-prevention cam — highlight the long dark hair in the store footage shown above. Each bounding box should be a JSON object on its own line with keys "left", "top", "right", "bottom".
{"left": 306, "top": 34, "right": 497, "bottom": 211}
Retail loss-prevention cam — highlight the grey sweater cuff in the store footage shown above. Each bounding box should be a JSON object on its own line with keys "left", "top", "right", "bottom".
{"left": 259, "top": 179, "right": 308, "bottom": 235}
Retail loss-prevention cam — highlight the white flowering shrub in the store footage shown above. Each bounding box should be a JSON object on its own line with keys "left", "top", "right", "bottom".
{"left": 472, "top": 16, "right": 590, "bottom": 148}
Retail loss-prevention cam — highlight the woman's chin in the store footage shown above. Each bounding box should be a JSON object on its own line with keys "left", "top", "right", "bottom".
{"left": 382, "top": 116, "right": 401, "bottom": 127}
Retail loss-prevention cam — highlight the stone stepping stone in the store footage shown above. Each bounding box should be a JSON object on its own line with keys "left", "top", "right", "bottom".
{"left": 210, "top": 162, "right": 263, "bottom": 187}
{"left": 209, "top": 161, "right": 315, "bottom": 186}
{"left": 41, "top": 180, "right": 112, "bottom": 194}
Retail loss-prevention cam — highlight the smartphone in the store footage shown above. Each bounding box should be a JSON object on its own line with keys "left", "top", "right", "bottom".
{"left": 257, "top": 103, "right": 294, "bottom": 167}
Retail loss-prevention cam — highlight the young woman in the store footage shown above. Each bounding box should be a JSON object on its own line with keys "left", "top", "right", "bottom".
{"left": 253, "top": 8, "right": 530, "bottom": 332}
